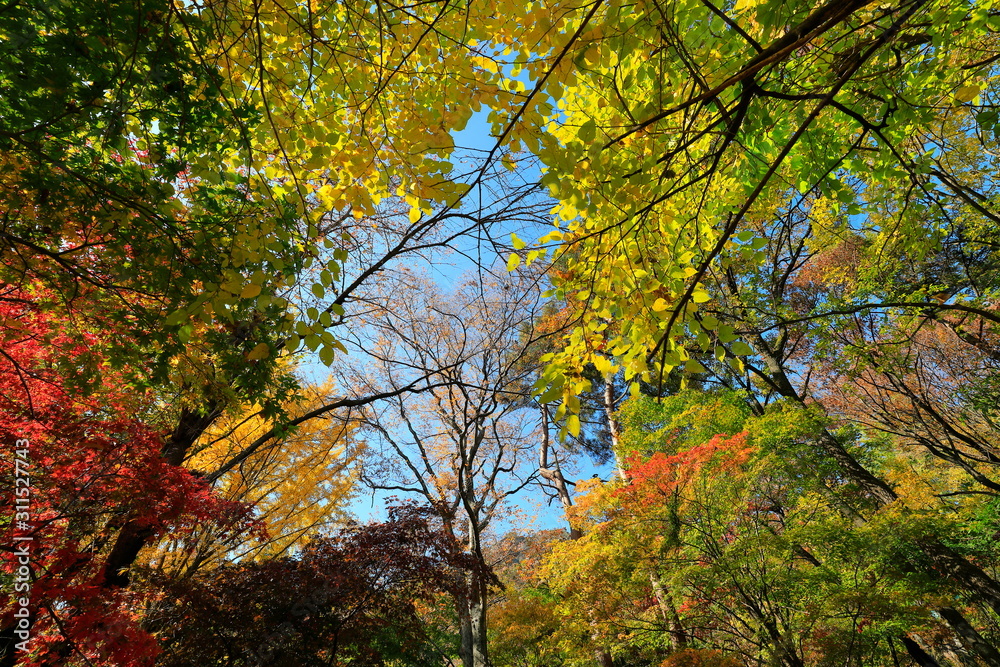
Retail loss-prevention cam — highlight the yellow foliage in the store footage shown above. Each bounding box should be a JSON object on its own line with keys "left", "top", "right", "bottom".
{"left": 146, "top": 379, "right": 361, "bottom": 575}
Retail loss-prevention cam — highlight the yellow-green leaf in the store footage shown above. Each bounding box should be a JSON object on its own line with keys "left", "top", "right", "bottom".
{"left": 319, "top": 344, "right": 335, "bottom": 366}
{"left": 956, "top": 85, "right": 980, "bottom": 103}
{"left": 731, "top": 341, "right": 753, "bottom": 356}
{"left": 247, "top": 343, "right": 270, "bottom": 360}
{"left": 566, "top": 414, "right": 581, "bottom": 438}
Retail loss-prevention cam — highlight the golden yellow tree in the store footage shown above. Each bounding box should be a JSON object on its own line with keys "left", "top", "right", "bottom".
{"left": 144, "top": 379, "right": 361, "bottom": 578}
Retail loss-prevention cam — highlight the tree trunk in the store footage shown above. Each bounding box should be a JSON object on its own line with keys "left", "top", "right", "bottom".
{"left": 464, "top": 583, "right": 490, "bottom": 667}
{"left": 0, "top": 405, "right": 223, "bottom": 666}
{"left": 603, "top": 382, "right": 628, "bottom": 482}
{"left": 649, "top": 571, "right": 686, "bottom": 651}
{"left": 459, "top": 519, "right": 490, "bottom": 667}
{"left": 101, "top": 403, "right": 221, "bottom": 587}
{"left": 539, "top": 404, "right": 582, "bottom": 539}
{"left": 936, "top": 607, "right": 1000, "bottom": 666}
{"left": 457, "top": 580, "right": 490, "bottom": 667}
{"left": 753, "top": 341, "right": 1000, "bottom": 622}
{"left": 901, "top": 635, "right": 943, "bottom": 667}
{"left": 540, "top": 402, "right": 614, "bottom": 666}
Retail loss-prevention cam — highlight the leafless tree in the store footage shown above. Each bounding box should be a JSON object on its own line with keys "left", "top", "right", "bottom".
{"left": 341, "top": 270, "right": 556, "bottom": 667}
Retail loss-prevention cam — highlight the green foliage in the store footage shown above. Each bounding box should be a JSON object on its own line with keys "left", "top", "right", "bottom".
{"left": 493, "top": 390, "right": 998, "bottom": 665}
{"left": 617, "top": 389, "right": 751, "bottom": 457}
{"left": 6, "top": 0, "right": 1000, "bottom": 665}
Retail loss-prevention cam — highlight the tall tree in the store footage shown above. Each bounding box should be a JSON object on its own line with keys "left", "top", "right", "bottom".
{"left": 346, "top": 273, "right": 549, "bottom": 667}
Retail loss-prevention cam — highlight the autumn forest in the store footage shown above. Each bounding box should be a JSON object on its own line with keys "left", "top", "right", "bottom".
{"left": 2, "top": 0, "right": 1000, "bottom": 665}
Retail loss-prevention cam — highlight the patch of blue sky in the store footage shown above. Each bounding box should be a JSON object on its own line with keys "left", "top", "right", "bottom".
{"left": 293, "top": 57, "right": 616, "bottom": 533}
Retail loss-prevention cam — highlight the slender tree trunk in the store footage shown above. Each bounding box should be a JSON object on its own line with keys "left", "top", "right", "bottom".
{"left": 649, "top": 571, "right": 686, "bottom": 651}
{"left": 603, "top": 382, "right": 628, "bottom": 482}
{"left": 757, "top": 343, "right": 1000, "bottom": 582}
{"left": 752, "top": 340, "right": 1000, "bottom": 656}
{"left": 102, "top": 404, "right": 221, "bottom": 587}
{"left": 539, "top": 405, "right": 582, "bottom": 539}
{"left": 0, "top": 405, "right": 223, "bottom": 666}
{"left": 539, "top": 404, "right": 614, "bottom": 666}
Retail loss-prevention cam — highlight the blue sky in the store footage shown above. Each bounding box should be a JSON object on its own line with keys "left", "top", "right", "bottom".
{"left": 291, "top": 107, "right": 616, "bottom": 537}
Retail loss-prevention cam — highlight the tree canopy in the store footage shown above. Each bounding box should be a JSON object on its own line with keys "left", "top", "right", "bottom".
{"left": 3, "top": 0, "right": 1000, "bottom": 665}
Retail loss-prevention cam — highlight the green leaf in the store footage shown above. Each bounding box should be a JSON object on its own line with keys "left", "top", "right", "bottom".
{"left": 165, "top": 309, "right": 188, "bottom": 326}
{"left": 538, "top": 383, "right": 564, "bottom": 404}
{"left": 956, "top": 85, "right": 980, "bottom": 102}
{"left": 684, "top": 359, "right": 707, "bottom": 373}
{"left": 319, "top": 344, "right": 335, "bottom": 366}
{"left": 731, "top": 341, "right": 753, "bottom": 356}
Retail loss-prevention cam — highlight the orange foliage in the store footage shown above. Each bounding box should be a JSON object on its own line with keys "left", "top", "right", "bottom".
{"left": 617, "top": 432, "right": 754, "bottom": 506}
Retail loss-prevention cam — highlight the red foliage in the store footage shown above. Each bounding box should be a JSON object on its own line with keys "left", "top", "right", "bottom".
{"left": 616, "top": 432, "right": 754, "bottom": 506}
{"left": 153, "top": 503, "right": 481, "bottom": 667}
{"left": 0, "top": 291, "right": 258, "bottom": 666}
